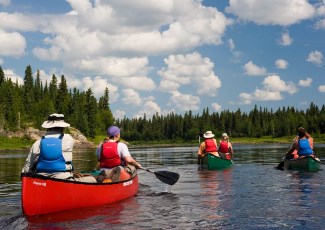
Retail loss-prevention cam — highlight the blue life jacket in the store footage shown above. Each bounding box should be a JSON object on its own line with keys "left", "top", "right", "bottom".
{"left": 36, "top": 134, "right": 67, "bottom": 173}
{"left": 298, "top": 139, "right": 313, "bottom": 156}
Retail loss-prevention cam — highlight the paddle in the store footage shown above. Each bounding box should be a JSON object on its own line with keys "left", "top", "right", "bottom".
{"left": 140, "top": 167, "right": 180, "bottom": 185}
{"left": 275, "top": 160, "right": 284, "bottom": 170}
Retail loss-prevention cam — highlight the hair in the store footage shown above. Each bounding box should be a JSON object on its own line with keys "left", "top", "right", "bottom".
{"left": 298, "top": 127, "right": 306, "bottom": 138}
{"left": 48, "top": 127, "right": 64, "bottom": 133}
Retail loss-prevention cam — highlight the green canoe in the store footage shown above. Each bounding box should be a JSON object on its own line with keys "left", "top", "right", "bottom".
{"left": 200, "top": 153, "right": 234, "bottom": 170}
{"left": 284, "top": 156, "right": 321, "bottom": 171}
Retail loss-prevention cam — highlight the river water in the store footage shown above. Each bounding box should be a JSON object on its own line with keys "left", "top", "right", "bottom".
{"left": 0, "top": 144, "right": 324, "bottom": 229}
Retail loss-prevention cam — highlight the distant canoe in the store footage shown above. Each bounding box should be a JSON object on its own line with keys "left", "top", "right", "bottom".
{"left": 200, "top": 153, "right": 234, "bottom": 170}
{"left": 284, "top": 156, "right": 321, "bottom": 171}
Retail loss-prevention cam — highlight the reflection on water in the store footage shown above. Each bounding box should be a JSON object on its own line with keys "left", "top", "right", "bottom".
{"left": 0, "top": 144, "right": 324, "bottom": 229}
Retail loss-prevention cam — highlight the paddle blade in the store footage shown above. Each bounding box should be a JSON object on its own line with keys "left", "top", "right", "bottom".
{"left": 154, "top": 171, "right": 180, "bottom": 185}
{"left": 275, "top": 161, "right": 284, "bottom": 170}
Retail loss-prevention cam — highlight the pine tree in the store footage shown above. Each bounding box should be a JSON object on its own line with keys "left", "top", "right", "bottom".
{"left": 0, "top": 66, "right": 4, "bottom": 86}
{"left": 23, "top": 65, "right": 34, "bottom": 119}
{"left": 56, "top": 75, "right": 70, "bottom": 115}
{"left": 49, "top": 74, "right": 58, "bottom": 107}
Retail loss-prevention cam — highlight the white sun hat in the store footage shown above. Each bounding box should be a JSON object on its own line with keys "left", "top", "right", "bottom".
{"left": 41, "top": 113, "right": 70, "bottom": 129}
{"left": 203, "top": 131, "right": 214, "bottom": 138}
{"left": 222, "top": 133, "right": 228, "bottom": 137}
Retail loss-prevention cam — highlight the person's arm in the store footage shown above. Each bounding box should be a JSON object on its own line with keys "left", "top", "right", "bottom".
{"left": 95, "top": 143, "right": 103, "bottom": 158}
{"left": 22, "top": 141, "right": 40, "bottom": 173}
{"left": 119, "top": 142, "right": 142, "bottom": 168}
{"left": 213, "top": 139, "right": 218, "bottom": 147}
{"left": 124, "top": 156, "right": 142, "bottom": 169}
{"left": 95, "top": 143, "right": 103, "bottom": 170}
{"left": 305, "top": 133, "right": 314, "bottom": 149}
{"left": 197, "top": 143, "right": 205, "bottom": 164}
{"left": 228, "top": 142, "right": 233, "bottom": 153}
{"left": 286, "top": 141, "right": 298, "bottom": 155}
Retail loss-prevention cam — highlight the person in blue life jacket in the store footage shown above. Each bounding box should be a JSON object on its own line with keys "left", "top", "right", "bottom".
{"left": 95, "top": 125, "right": 142, "bottom": 183}
{"left": 285, "top": 127, "right": 315, "bottom": 159}
{"left": 22, "top": 113, "right": 97, "bottom": 183}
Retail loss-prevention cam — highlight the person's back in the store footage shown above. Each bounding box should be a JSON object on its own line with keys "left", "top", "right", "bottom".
{"left": 218, "top": 133, "right": 233, "bottom": 160}
{"left": 197, "top": 131, "right": 219, "bottom": 164}
{"left": 22, "top": 113, "right": 96, "bottom": 183}
{"left": 96, "top": 125, "right": 141, "bottom": 182}
{"left": 286, "top": 127, "right": 314, "bottom": 158}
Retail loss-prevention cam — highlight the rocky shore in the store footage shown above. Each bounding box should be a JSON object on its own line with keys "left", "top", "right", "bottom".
{"left": 1, "top": 127, "right": 96, "bottom": 149}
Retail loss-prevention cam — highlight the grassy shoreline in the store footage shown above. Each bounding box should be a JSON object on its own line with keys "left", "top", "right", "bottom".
{"left": 1, "top": 135, "right": 324, "bottom": 150}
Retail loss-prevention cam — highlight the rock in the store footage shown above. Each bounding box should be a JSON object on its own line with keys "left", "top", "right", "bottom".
{"left": 1, "top": 127, "right": 96, "bottom": 149}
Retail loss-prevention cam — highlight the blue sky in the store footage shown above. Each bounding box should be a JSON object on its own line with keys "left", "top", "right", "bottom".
{"left": 0, "top": 0, "right": 324, "bottom": 119}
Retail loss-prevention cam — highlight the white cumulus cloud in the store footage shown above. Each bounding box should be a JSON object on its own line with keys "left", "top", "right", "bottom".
{"left": 275, "top": 59, "right": 289, "bottom": 69}
{"left": 279, "top": 31, "right": 293, "bottom": 46}
{"left": 3, "top": 69, "right": 23, "bottom": 85}
{"left": 298, "top": 78, "right": 312, "bottom": 87}
{"left": 239, "top": 75, "right": 297, "bottom": 104}
{"left": 0, "top": 30, "right": 26, "bottom": 57}
{"left": 211, "top": 103, "right": 222, "bottom": 112}
{"left": 307, "top": 50, "right": 323, "bottom": 66}
{"left": 225, "top": 0, "right": 315, "bottom": 26}
{"left": 168, "top": 91, "right": 200, "bottom": 112}
{"left": 134, "top": 100, "right": 161, "bottom": 119}
{"left": 318, "top": 85, "right": 325, "bottom": 92}
{"left": 158, "top": 52, "right": 221, "bottom": 96}
{"left": 122, "top": 88, "right": 142, "bottom": 106}
{"left": 243, "top": 61, "right": 267, "bottom": 76}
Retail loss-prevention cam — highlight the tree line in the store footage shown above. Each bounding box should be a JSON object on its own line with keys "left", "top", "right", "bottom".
{"left": 1, "top": 65, "right": 324, "bottom": 141}
{"left": 116, "top": 103, "right": 325, "bottom": 142}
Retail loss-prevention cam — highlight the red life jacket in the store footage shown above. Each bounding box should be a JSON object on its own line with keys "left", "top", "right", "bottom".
{"left": 99, "top": 141, "right": 121, "bottom": 168}
{"left": 204, "top": 139, "right": 217, "bottom": 153}
{"left": 219, "top": 140, "right": 229, "bottom": 153}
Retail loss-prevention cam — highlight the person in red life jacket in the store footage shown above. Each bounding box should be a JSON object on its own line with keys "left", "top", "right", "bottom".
{"left": 96, "top": 125, "right": 141, "bottom": 182}
{"left": 218, "top": 133, "right": 233, "bottom": 160}
{"left": 197, "top": 131, "right": 219, "bottom": 164}
{"left": 22, "top": 113, "right": 97, "bottom": 183}
{"left": 286, "top": 127, "right": 315, "bottom": 159}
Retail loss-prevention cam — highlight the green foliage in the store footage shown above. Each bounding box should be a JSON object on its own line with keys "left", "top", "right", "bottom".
{"left": 0, "top": 136, "right": 34, "bottom": 149}
{"left": 0, "top": 65, "right": 113, "bottom": 137}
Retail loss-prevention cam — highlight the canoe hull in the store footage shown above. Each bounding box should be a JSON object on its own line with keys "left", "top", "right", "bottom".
{"left": 21, "top": 173, "right": 138, "bottom": 217}
{"left": 284, "top": 156, "right": 321, "bottom": 171}
{"left": 200, "top": 153, "right": 234, "bottom": 170}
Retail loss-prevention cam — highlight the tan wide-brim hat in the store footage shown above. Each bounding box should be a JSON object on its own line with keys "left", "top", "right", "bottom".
{"left": 222, "top": 133, "right": 228, "bottom": 137}
{"left": 203, "top": 131, "right": 214, "bottom": 138}
{"left": 41, "top": 113, "right": 70, "bottom": 129}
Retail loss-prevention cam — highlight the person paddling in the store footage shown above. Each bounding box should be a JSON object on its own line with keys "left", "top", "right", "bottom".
{"left": 197, "top": 131, "right": 219, "bottom": 164}
{"left": 285, "top": 127, "right": 315, "bottom": 159}
{"left": 95, "top": 125, "right": 142, "bottom": 182}
{"left": 22, "top": 113, "right": 97, "bottom": 183}
{"left": 218, "top": 133, "right": 233, "bottom": 160}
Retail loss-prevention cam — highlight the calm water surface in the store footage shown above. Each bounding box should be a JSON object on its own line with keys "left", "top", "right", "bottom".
{"left": 0, "top": 144, "right": 324, "bottom": 229}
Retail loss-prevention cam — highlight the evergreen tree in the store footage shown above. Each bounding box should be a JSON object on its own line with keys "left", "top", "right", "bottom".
{"left": 49, "top": 74, "right": 58, "bottom": 106}
{"left": 34, "top": 70, "right": 43, "bottom": 102}
{"left": 56, "top": 75, "right": 70, "bottom": 115}
{"left": 85, "top": 88, "right": 97, "bottom": 138}
{"left": 23, "top": 65, "right": 34, "bottom": 119}
{"left": 0, "top": 66, "right": 4, "bottom": 86}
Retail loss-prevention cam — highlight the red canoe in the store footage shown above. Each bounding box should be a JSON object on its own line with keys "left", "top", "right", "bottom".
{"left": 21, "top": 172, "right": 139, "bottom": 217}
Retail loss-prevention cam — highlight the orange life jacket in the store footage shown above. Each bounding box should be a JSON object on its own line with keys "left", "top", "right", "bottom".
{"left": 219, "top": 140, "right": 229, "bottom": 153}
{"left": 204, "top": 139, "right": 217, "bottom": 153}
